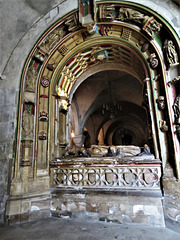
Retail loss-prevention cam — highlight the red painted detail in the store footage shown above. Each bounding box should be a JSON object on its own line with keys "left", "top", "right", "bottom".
{"left": 33, "top": 61, "right": 39, "bottom": 68}
{"left": 40, "top": 94, "right": 49, "bottom": 98}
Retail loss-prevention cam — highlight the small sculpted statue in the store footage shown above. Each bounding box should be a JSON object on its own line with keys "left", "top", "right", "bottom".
{"left": 40, "top": 28, "right": 64, "bottom": 52}
{"left": 138, "top": 144, "right": 151, "bottom": 156}
{"left": 163, "top": 40, "right": 179, "bottom": 66}
{"left": 118, "top": 8, "right": 149, "bottom": 24}
{"left": 173, "top": 95, "right": 180, "bottom": 125}
{"left": 118, "top": 8, "right": 161, "bottom": 38}
{"left": 22, "top": 110, "right": 34, "bottom": 139}
{"left": 24, "top": 66, "right": 38, "bottom": 92}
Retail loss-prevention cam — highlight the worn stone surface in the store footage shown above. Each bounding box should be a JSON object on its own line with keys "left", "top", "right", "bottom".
{"left": 51, "top": 190, "right": 165, "bottom": 227}
{"left": 1, "top": 217, "right": 180, "bottom": 240}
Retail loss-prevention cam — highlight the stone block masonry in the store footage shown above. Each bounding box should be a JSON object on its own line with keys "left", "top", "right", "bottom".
{"left": 0, "top": 87, "right": 18, "bottom": 223}
{"left": 51, "top": 189, "right": 165, "bottom": 227}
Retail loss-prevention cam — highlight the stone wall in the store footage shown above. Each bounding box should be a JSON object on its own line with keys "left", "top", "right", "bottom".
{"left": 0, "top": 0, "right": 77, "bottom": 223}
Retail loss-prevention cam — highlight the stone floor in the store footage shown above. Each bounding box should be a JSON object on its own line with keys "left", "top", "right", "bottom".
{"left": 1, "top": 217, "right": 180, "bottom": 240}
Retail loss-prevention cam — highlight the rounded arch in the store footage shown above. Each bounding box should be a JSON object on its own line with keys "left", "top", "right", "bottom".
{"left": 12, "top": 0, "right": 180, "bottom": 181}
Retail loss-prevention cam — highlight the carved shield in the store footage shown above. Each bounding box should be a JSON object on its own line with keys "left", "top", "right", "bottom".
{"left": 144, "top": 173, "right": 154, "bottom": 184}
{"left": 88, "top": 173, "right": 96, "bottom": 184}
{"left": 105, "top": 173, "right": 114, "bottom": 184}
{"left": 123, "top": 172, "right": 135, "bottom": 184}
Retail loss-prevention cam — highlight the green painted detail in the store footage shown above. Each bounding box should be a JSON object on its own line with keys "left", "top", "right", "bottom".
{"left": 64, "top": 80, "right": 68, "bottom": 90}
{"left": 69, "top": 62, "right": 77, "bottom": 70}
{"left": 82, "top": 48, "right": 92, "bottom": 53}
{"left": 75, "top": 69, "right": 83, "bottom": 77}
{"left": 154, "top": 36, "right": 163, "bottom": 48}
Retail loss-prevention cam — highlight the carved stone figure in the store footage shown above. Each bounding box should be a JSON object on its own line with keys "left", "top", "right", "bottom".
{"left": 149, "top": 53, "right": 158, "bottom": 69}
{"left": 118, "top": 8, "right": 161, "bottom": 38}
{"left": 24, "top": 66, "right": 38, "bottom": 92}
{"left": 173, "top": 95, "right": 180, "bottom": 125}
{"left": 160, "top": 120, "right": 168, "bottom": 132}
{"left": 138, "top": 144, "right": 152, "bottom": 156}
{"left": 167, "top": 76, "right": 180, "bottom": 87}
{"left": 40, "top": 28, "right": 65, "bottom": 52}
{"left": 163, "top": 40, "right": 179, "bottom": 66}
{"left": 65, "top": 12, "right": 79, "bottom": 32}
{"left": 142, "top": 17, "right": 162, "bottom": 38}
{"left": 99, "top": 4, "right": 116, "bottom": 21}
{"left": 22, "top": 110, "right": 34, "bottom": 139}
{"left": 157, "top": 96, "right": 165, "bottom": 110}
{"left": 86, "top": 23, "right": 98, "bottom": 34}
{"left": 118, "top": 8, "right": 149, "bottom": 24}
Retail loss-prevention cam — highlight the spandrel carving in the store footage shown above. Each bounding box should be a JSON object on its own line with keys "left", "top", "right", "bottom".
{"left": 24, "top": 66, "right": 38, "bottom": 93}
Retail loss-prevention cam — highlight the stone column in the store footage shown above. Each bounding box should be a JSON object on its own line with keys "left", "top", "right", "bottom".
{"left": 57, "top": 97, "right": 69, "bottom": 157}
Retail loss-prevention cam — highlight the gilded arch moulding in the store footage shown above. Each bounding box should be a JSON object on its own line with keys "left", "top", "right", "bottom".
{"left": 14, "top": 1, "right": 180, "bottom": 181}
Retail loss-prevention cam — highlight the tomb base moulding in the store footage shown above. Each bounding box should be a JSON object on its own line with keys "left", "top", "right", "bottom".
{"left": 6, "top": 168, "right": 51, "bottom": 224}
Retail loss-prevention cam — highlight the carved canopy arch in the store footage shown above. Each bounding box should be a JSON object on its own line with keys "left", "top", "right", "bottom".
{"left": 14, "top": 1, "right": 180, "bottom": 180}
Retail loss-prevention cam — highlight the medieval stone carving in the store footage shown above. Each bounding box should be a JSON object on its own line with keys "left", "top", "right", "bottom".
{"left": 50, "top": 159, "right": 161, "bottom": 189}
{"left": 22, "top": 108, "right": 34, "bottom": 139}
{"left": 41, "top": 76, "right": 50, "bottom": 88}
{"left": 99, "top": 25, "right": 112, "bottom": 36}
{"left": 118, "top": 8, "right": 149, "bottom": 24}
{"left": 142, "top": 17, "right": 162, "bottom": 38}
{"left": 167, "top": 76, "right": 180, "bottom": 87}
{"left": 141, "top": 42, "right": 149, "bottom": 52}
{"left": 39, "top": 131, "right": 47, "bottom": 140}
{"left": 148, "top": 53, "right": 158, "bottom": 69}
{"left": 34, "top": 48, "right": 47, "bottom": 62}
{"left": 99, "top": 4, "right": 116, "bottom": 22}
{"left": 58, "top": 44, "right": 69, "bottom": 56}
{"left": 40, "top": 27, "right": 65, "bottom": 53}
{"left": 47, "top": 59, "right": 56, "bottom": 71}
{"left": 157, "top": 96, "right": 165, "bottom": 110}
{"left": 173, "top": 95, "right": 180, "bottom": 125}
{"left": 24, "top": 66, "right": 38, "bottom": 92}
{"left": 65, "top": 12, "right": 79, "bottom": 32}
{"left": 118, "top": 8, "right": 161, "bottom": 38}
{"left": 79, "top": 0, "right": 97, "bottom": 34}
{"left": 23, "top": 92, "right": 36, "bottom": 104}
{"left": 121, "top": 27, "right": 131, "bottom": 40}
{"left": 163, "top": 40, "right": 179, "bottom": 66}
{"left": 39, "top": 111, "right": 49, "bottom": 122}
{"left": 160, "top": 120, "right": 168, "bottom": 132}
